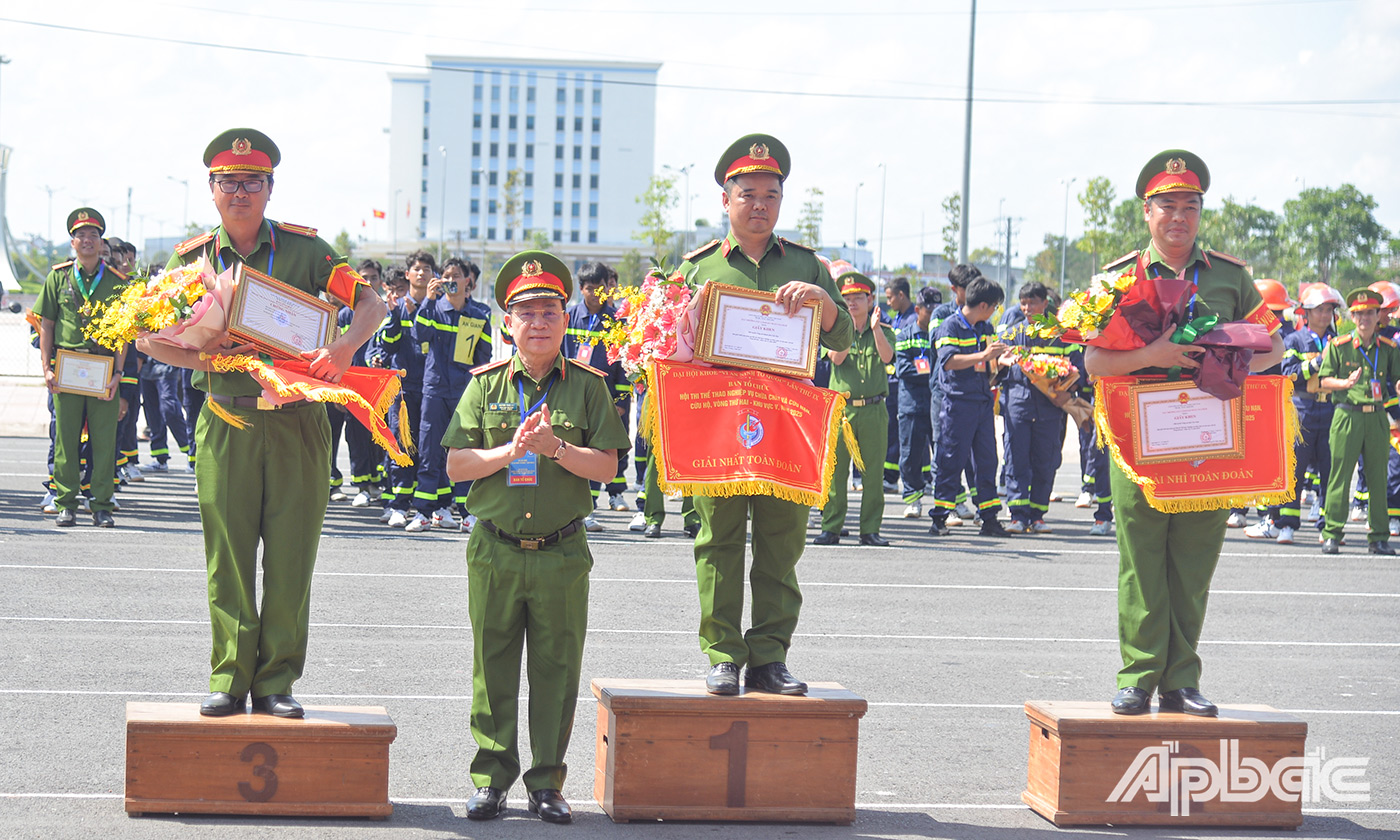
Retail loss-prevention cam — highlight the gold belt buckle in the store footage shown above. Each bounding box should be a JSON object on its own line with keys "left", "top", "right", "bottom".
{"left": 519, "top": 538, "right": 541, "bottom": 550}
{"left": 256, "top": 396, "right": 274, "bottom": 411}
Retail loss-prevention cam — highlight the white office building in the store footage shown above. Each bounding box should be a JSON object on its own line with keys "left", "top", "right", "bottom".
{"left": 388, "top": 57, "right": 660, "bottom": 254}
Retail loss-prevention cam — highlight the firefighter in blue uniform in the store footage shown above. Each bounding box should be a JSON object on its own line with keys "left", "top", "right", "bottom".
{"left": 893, "top": 285, "right": 937, "bottom": 518}
{"left": 883, "top": 278, "right": 916, "bottom": 494}
{"left": 927, "top": 264, "right": 982, "bottom": 524}
{"left": 378, "top": 251, "right": 435, "bottom": 528}
{"left": 999, "top": 281, "right": 1069, "bottom": 533}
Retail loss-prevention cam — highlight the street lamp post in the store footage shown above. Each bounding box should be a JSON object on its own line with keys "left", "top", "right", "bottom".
{"left": 853, "top": 181, "right": 864, "bottom": 257}
{"left": 1059, "top": 176, "right": 1076, "bottom": 295}
{"left": 877, "top": 163, "right": 887, "bottom": 274}
{"left": 167, "top": 176, "right": 189, "bottom": 233}
{"left": 663, "top": 163, "right": 693, "bottom": 250}
{"left": 392, "top": 188, "right": 402, "bottom": 261}
{"left": 438, "top": 146, "right": 448, "bottom": 261}
{"left": 0, "top": 55, "right": 10, "bottom": 147}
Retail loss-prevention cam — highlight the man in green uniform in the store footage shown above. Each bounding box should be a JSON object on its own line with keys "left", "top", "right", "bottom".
{"left": 1085, "top": 150, "right": 1284, "bottom": 717}
{"left": 816, "top": 270, "right": 895, "bottom": 546}
{"left": 444, "top": 251, "right": 628, "bottom": 824}
{"left": 678, "top": 134, "right": 854, "bottom": 696}
{"left": 1318, "top": 288, "right": 1400, "bottom": 555}
{"left": 138, "top": 129, "right": 384, "bottom": 718}
{"left": 36, "top": 208, "right": 129, "bottom": 527}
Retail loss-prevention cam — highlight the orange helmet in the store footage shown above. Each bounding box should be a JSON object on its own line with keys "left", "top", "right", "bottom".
{"left": 1253, "top": 279, "right": 1295, "bottom": 311}
{"left": 1367, "top": 280, "right": 1400, "bottom": 311}
{"left": 1298, "top": 284, "right": 1344, "bottom": 311}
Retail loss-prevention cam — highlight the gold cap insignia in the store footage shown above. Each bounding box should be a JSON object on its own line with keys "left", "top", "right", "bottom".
{"left": 750, "top": 143, "right": 770, "bottom": 160}
{"left": 522, "top": 260, "right": 543, "bottom": 277}
{"left": 1165, "top": 157, "right": 1186, "bottom": 174}
{"left": 232, "top": 137, "right": 253, "bottom": 156}
{"left": 77, "top": 211, "right": 90, "bottom": 221}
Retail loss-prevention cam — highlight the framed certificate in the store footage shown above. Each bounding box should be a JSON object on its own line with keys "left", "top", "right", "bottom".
{"left": 54, "top": 349, "right": 114, "bottom": 397}
{"left": 229, "top": 264, "right": 338, "bottom": 359}
{"left": 1129, "top": 379, "right": 1246, "bottom": 465}
{"left": 694, "top": 283, "right": 822, "bottom": 379}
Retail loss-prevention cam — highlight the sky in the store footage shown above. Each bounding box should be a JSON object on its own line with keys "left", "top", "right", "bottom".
{"left": 1, "top": 0, "right": 1397, "bottom": 274}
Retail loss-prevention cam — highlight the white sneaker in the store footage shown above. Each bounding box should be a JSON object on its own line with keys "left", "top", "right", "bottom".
{"left": 851, "top": 478, "right": 863, "bottom": 492}
{"left": 387, "top": 509, "right": 408, "bottom": 528}
{"left": 608, "top": 494, "right": 630, "bottom": 512}
{"left": 124, "top": 466, "right": 145, "bottom": 483}
{"left": 1307, "top": 499, "right": 1321, "bottom": 522}
{"left": 882, "top": 480, "right": 898, "bottom": 493}
{"left": 79, "top": 497, "right": 90, "bottom": 512}
{"left": 584, "top": 513, "right": 604, "bottom": 532}
{"left": 628, "top": 512, "right": 647, "bottom": 531}
{"left": 1089, "top": 520, "right": 1112, "bottom": 536}
{"left": 351, "top": 491, "right": 371, "bottom": 507}
{"left": 1243, "top": 520, "right": 1279, "bottom": 539}
{"left": 1226, "top": 512, "right": 1247, "bottom": 528}
{"left": 902, "top": 499, "right": 922, "bottom": 519}
{"left": 40, "top": 490, "right": 57, "bottom": 513}
{"left": 946, "top": 510, "right": 965, "bottom": 526}
{"left": 955, "top": 500, "right": 976, "bottom": 521}
{"left": 405, "top": 512, "right": 431, "bottom": 532}
{"left": 148, "top": 461, "right": 169, "bottom": 473}
{"left": 1302, "top": 489, "right": 1316, "bottom": 507}
{"left": 1391, "top": 518, "right": 1400, "bottom": 537}
{"left": 330, "top": 488, "right": 348, "bottom": 501}
{"left": 1074, "top": 491, "right": 1092, "bottom": 509}
{"left": 1349, "top": 506, "right": 1367, "bottom": 522}
{"left": 461, "top": 514, "right": 476, "bottom": 533}
{"left": 1030, "top": 520, "right": 1053, "bottom": 534}
{"left": 431, "top": 507, "right": 458, "bottom": 528}
{"left": 379, "top": 507, "right": 394, "bottom": 523}
{"left": 1276, "top": 526, "right": 1295, "bottom": 545}
{"left": 808, "top": 507, "right": 822, "bottom": 528}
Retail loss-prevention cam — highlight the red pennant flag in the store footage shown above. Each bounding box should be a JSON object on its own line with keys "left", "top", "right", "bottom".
{"left": 372, "top": 209, "right": 386, "bottom": 219}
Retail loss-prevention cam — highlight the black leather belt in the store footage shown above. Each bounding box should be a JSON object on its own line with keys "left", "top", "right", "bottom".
{"left": 208, "top": 393, "right": 308, "bottom": 410}
{"left": 1338, "top": 403, "right": 1379, "bottom": 414}
{"left": 477, "top": 519, "right": 582, "bottom": 550}
{"left": 848, "top": 395, "right": 886, "bottom": 407}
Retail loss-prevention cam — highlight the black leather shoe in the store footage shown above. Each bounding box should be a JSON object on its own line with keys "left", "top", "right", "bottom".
{"left": 813, "top": 531, "right": 840, "bottom": 545}
{"left": 644, "top": 523, "right": 662, "bottom": 538}
{"left": 859, "top": 533, "right": 890, "bottom": 547}
{"left": 1110, "top": 686, "right": 1150, "bottom": 715}
{"left": 980, "top": 517, "right": 1011, "bottom": 537}
{"left": 929, "top": 518, "right": 950, "bottom": 536}
{"left": 56, "top": 509, "right": 77, "bottom": 527}
{"left": 527, "top": 788, "right": 571, "bottom": 824}
{"left": 199, "top": 691, "right": 247, "bottom": 716}
{"left": 1158, "top": 687, "right": 1218, "bottom": 717}
{"left": 744, "top": 662, "right": 807, "bottom": 695}
{"left": 705, "top": 662, "right": 740, "bottom": 695}
{"left": 840, "top": 528, "right": 850, "bottom": 537}
{"left": 1321, "top": 538, "right": 1340, "bottom": 555}
{"left": 684, "top": 523, "right": 700, "bottom": 538}
{"left": 251, "top": 694, "right": 304, "bottom": 718}
{"left": 93, "top": 510, "right": 115, "bottom": 528}
{"left": 466, "top": 786, "right": 507, "bottom": 820}
{"left": 1369, "top": 541, "right": 1396, "bottom": 556}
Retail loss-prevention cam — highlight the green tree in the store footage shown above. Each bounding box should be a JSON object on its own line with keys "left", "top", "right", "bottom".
{"left": 968, "top": 246, "right": 1000, "bottom": 264}
{"left": 1024, "top": 233, "right": 1095, "bottom": 292}
{"left": 614, "top": 249, "right": 647, "bottom": 287}
{"left": 527, "top": 229, "right": 551, "bottom": 251}
{"left": 940, "top": 193, "right": 961, "bottom": 265}
{"left": 1199, "top": 197, "right": 1281, "bottom": 275}
{"left": 1075, "top": 176, "right": 1115, "bottom": 269}
{"left": 1279, "top": 185, "right": 1388, "bottom": 286}
{"left": 503, "top": 169, "right": 524, "bottom": 244}
{"left": 333, "top": 229, "right": 354, "bottom": 260}
{"left": 796, "top": 187, "right": 824, "bottom": 248}
{"left": 635, "top": 174, "right": 679, "bottom": 265}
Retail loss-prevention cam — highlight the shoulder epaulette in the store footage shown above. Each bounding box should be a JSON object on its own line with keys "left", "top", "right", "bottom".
{"left": 274, "top": 221, "right": 318, "bottom": 238}
{"left": 1380, "top": 335, "right": 1396, "bottom": 348}
{"left": 471, "top": 358, "right": 511, "bottom": 376}
{"left": 1333, "top": 334, "right": 1354, "bottom": 345}
{"left": 1206, "top": 249, "right": 1247, "bottom": 267}
{"left": 683, "top": 239, "right": 720, "bottom": 261}
{"left": 779, "top": 236, "right": 815, "bottom": 253}
{"left": 174, "top": 231, "right": 216, "bottom": 256}
{"left": 51, "top": 260, "right": 74, "bottom": 271}
{"left": 567, "top": 358, "right": 607, "bottom": 377}
{"left": 107, "top": 265, "right": 128, "bottom": 281}
{"left": 1101, "top": 250, "right": 1139, "bottom": 271}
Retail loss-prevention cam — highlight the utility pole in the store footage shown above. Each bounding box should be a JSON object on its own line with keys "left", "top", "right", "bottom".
{"left": 126, "top": 187, "right": 132, "bottom": 242}
{"left": 853, "top": 181, "right": 863, "bottom": 252}
{"left": 438, "top": 146, "right": 448, "bottom": 263}
{"left": 958, "top": 0, "right": 977, "bottom": 264}
{"left": 167, "top": 176, "right": 189, "bottom": 232}
{"left": 1059, "top": 177, "right": 1076, "bottom": 296}
{"left": 393, "top": 188, "right": 402, "bottom": 261}
{"left": 877, "top": 162, "right": 887, "bottom": 274}
{"left": 42, "top": 185, "right": 57, "bottom": 243}
{"left": 0, "top": 55, "right": 10, "bottom": 147}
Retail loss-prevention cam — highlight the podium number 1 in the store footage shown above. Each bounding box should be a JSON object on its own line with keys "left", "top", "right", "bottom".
{"left": 709, "top": 721, "right": 748, "bottom": 807}
{"left": 238, "top": 742, "right": 280, "bottom": 802}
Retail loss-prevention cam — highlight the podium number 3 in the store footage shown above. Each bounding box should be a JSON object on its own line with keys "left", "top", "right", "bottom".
{"left": 238, "top": 742, "right": 280, "bottom": 802}
{"left": 709, "top": 721, "right": 748, "bottom": 807}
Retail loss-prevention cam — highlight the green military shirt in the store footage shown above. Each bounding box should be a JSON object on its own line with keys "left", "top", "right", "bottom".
{"left": 1317, "top": 332, "right": 1400, "bottom": 408}
{"left": 1111, "top": 242, "right": 1278, "bottom": 376}
{"left": 442, "top": 353, "right": 631, "bottom": 536}
{"left": 678, "top": 230, "right": 854, "bottom": 353}
{"left": 166, "top": 219, "right": 354, "bottom": 396}
{"left": 35, "top": 259, "right": 128, "bottom": 356}
{"left": 829, "top": 320, "right": 895, "bottom": 399}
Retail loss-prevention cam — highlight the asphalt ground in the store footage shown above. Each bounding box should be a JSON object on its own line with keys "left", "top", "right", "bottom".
{"left": 1, "top": 431, "right": 1397, "bottom": 840}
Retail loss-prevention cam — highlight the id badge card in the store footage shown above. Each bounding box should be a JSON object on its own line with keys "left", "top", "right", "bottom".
{"left": 974, "top": 361, "right": 987, "bottom": 373}
{"left": 575, "top": 343, "right": 594, "bottom": 362}
{"left": 914, "top": 356, "right": 931, "bottom": 375}
{"left": 1372, "top": 379, "right": 1384, "bottom": 401}
{"left": 509, "top": 452, "right": 539, "bottom": 486}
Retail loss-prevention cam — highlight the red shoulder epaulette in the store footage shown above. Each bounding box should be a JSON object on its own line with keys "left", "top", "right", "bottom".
{"left": 567, "top": 358, "right": 607, "bottom": 377}
{"left": 106, "top": 265, "right": 128, "bottom": 281}
{"left": 683, "top": 239, "right": 720, "bottom": 261}
{"left": 175, "top": 231, "right": 215, "bottom": 256}
{"left": 274, "top": 221, "right": 318, "bottom": 238}
{"left": 1102, "top": 250, "right": 1139, "bottom": 271}
{"left": 1380, "top": 335, "right": 1396, "bottom": 348}
{"left": 779, "top": 237, "right": 815, "bottom": 253}
{"left": 51, "top": 259, "right": 74, "bottom": 271}
{"left": 1206, "top": 249, "right": 1247, "bottom": 267}
{"left": 1332, "top": 334, "right": 1354, "bottom": 345}
{"left": 471, "top": 358, "right": 511, "bottom": 376}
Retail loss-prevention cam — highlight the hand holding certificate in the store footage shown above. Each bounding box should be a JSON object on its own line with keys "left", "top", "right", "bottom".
{"left": 228, "top": 264, "right": 339, "bottom": 359}
{"left": 694, "top": 283, "right": 822, "bottom": 379}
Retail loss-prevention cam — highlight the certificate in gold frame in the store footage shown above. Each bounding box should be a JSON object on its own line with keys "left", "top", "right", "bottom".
{"left": 1128, "top": 378, "right": 1246, "bottom": 465}
{"left": 53, "top": 349, "right": 114, "bottom": 397}
{"left": 229, "top": 264, "right": 339, "bottom": 359}
{"left": 694, "top": 283, "right": 822, "bottom": 379}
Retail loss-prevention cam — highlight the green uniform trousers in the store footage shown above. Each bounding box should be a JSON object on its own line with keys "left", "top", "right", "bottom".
{"left": 194, "top": 400, "right": 330, "bottom": 697}
{"left": 693, "top": 495, "right": 806, "bottom": 668}
{"left": 643, "top": 448, "right": 697, "bottom": 528}
{"left": 821, "top": 402, "right": 888, "bottom": 535}
{"left": 52, "top": 389, "right": 119, "bottom": 511}
{"left": 1322, "top": 407, "right": 1390, "bottom": 543}
{"left": 467, "top": 527, "right": 591, "bottom": 793}
{"left": 1110, "top": 459, "right": 1226, "bottom": 693}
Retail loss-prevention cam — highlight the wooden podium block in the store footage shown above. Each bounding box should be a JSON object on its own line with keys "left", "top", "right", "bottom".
{"left": 125, "top": 702, "right": 396, "bottom": 818}
{"left": 591, "top": 678, "right": 867, "bottom": 824}
{"left": 1022, "top": 700, "right": 1307, "bottom": 828}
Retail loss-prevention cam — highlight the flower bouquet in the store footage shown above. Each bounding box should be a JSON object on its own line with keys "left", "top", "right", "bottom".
{"left": 83, "top": 257, "right": 233, "bottom": 353}
{"left": 601, "top": 268, "right": 694, "bottom": 387}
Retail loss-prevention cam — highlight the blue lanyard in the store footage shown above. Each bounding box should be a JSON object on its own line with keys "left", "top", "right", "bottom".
{"left": 518, "top": 370, "right": 557, "bottom": 420}
{"left": 1359, "top": 341, "right": 1381, "bottom": 376}
{"left": 1307, "top": 329, "right": 1325, "bottom": 353}
{"left": 955, "top": 310, "right": 984, "bottom": 349}
{"left": 585, "top": 312, "right": 601, "bottom": 340}
{"left": 74, "top": 262, "right": 105, "bottom": 300}
{"left": 216, "top": 224, "right": 276, "bottom": 275}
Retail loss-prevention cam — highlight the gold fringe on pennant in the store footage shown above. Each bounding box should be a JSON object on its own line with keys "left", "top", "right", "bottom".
{"left": 839, "top": 411, "right": 863, "bottom": 473}
{"left": 205, "top": 398, "right": 251, "bottom": 431}
{"left": 398, "top": 397, "right": 415, "bottom": 455}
